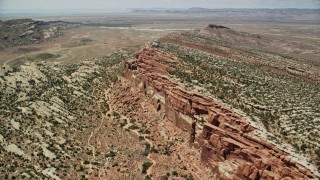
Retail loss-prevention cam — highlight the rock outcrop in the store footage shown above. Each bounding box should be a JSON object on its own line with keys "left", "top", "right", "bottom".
{"left": 121, "top": 48, "right": 317, "bottom": 179}
{"left": 0, "top": 19, "right": 79, "bottom": 49}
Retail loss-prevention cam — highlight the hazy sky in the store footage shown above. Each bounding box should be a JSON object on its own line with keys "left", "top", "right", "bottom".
{"left": 0, "top": 0, "right": 319, "bottom": 10}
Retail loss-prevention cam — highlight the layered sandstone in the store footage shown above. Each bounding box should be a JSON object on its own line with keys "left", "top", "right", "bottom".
{"left": 122, "top": 48, "right": 316, "bottom": 179}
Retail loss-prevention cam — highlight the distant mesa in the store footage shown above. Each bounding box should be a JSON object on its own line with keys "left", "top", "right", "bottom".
{"left": 0, "top": 18, "right": 79, "bottom": 50}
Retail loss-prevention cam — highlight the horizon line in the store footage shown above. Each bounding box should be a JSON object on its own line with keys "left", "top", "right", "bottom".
{"left": 1, "top": 7, "right": 320, "bottom": 11}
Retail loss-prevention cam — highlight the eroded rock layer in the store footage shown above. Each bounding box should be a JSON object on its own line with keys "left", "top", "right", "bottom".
{"left": 121, "top": 48, "right": 316, "bottom": 179}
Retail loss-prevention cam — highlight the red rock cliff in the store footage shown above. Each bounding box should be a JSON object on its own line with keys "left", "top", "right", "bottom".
{"left": 122, "top": 48, "right": 316, "bottom": 179}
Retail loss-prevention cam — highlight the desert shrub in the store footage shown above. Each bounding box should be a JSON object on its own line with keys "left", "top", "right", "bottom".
{"left": 80, "top": 37, "right": 92, "bottom": 43}
{"left": 83, "top": 160, "right": 90, "bottom": 164}
{"left": 105, "top": 151, "right": 117, "bottom": 158}
{"left": 172, "top": 171, "right": 178, "bottom": 176}
{"left": 151, "top": 147, "right": 159, "bottom": 153}
{"left": 143, "top": 143, "right": 151, "bottom": 156}
{"left": 112, "top": 111, "right": 120, "bottom": 119}
{"left": 130, "top": 119, "right": 136, "bottom": 123}
{"left": 120, "top": 119, "right": 128, "bottom": 127}
{"left": 315, "top": 149, "right": 320, "bottom": 157}
{"left": 161, "top": 175, "right": 169, "bottom": 180}
{"left": 33, "top": 53, "right": 60, "bottom": 60}
{"left": 208, "top": 24, "right": 229, "bottom": 29}
{"left": 128, "top": 125, "right": 139, "bottom": 130}
{"left": 300, "top": 144, "right": 307, "bottom": 152}
{"left": 141, "top": 162, "right": 152, "bottom": 174}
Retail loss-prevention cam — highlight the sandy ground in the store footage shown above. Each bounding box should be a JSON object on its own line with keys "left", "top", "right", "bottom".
{"left": 0, "top": 26, "right": 170, "bottom": 65}
{"left": 1, "top": 18, "right": 319, "bottom": 66}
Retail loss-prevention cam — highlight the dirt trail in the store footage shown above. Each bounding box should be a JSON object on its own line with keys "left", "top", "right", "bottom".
{"left": 85, "top": 86, "right": 158, "bottom": 178}
{"left": 86, "top": 89, "right": 109, "bottom": 174}
{"left": 123, "top": 121, "right": 157, "bottom": 176}
{"left": 106, "top": 90, "right": 157, "bottom": 178}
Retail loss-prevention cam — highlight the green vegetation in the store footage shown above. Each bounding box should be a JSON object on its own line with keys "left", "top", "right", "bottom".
{"left": 181, "top": 174, "right": 194, "bottom": 180}
{"left": 83, "top": 160, "right": 90, "bottom": 164}
{"left": 8, "top": 53, "right": 61, "bottom": 67}
{"left": 0, "top": 19, "right": 77, "bottom": 49}
{"left": 130, "top": 119, "right": 136, "bottom": 123}
{"left": 157, "top": 40, "right": 320, "bottom": 159}
{"left": 80, "top": 37, "right": 92, "bottom": 43}
{"left": 128, "top": 125, "right": 139, "bottom": 130}
{"left": 32, "top": 53, "right": 60, "bottom": 60}
{"left": 105, "top": 151, "right": 117, "bottom": 158}
{"left": 143, "top": 143, "right": 151, "bottom": 156}
{"left": 141, "top": 162, "right": 153, "bottom": 174}
{"left": 161, "top": 175, "right": 169, "bottom": 180}
{"left": 112, "top": 111, "right": 121, "bottom": 119}
{"left": 172, "top": 171, "right": 178, "bottom": 176}
{"left": 138, "top": 129, "right": 151, "bottom": 134}
{"left": 0, "top": 49, "right": 132, "bottom": 179}
{"left": 120, "top": 119, "right": 128, "bottom": 127}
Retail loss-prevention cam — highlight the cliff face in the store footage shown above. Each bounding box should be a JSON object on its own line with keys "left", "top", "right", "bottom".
{"left": 119, "top": 48, "right": 316, "bottom": 179}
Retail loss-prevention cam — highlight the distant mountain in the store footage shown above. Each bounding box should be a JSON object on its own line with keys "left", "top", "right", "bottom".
{"left": 132, "top": 8, "right": 320, "bottom": 14}
{"left": 188, "top": 7, "right": 212, "bottom": 11}
{"left": 131, "top": 8, "right": 186, "bottom": 13}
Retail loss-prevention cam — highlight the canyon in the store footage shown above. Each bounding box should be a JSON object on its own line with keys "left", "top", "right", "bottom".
{"left": 1, "top": 14, "right": 319, "bottom": 179}
{"left": 115, "top": 48, "right": 317, "bottom": 179}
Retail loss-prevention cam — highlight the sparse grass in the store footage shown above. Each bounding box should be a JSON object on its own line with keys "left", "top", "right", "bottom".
{"left": 0, "top": 49, "right": 133, "bottom": 179}
{"left": 17, "top": 47, "right": 41, "bottom": 53}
